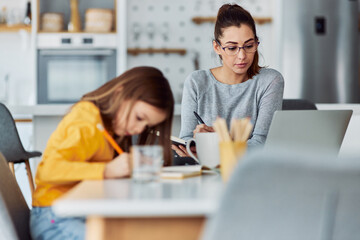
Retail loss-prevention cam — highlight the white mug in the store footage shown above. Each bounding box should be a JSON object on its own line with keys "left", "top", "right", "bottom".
{"left": 186, "top": 132, "right": 220, "bottom": 168}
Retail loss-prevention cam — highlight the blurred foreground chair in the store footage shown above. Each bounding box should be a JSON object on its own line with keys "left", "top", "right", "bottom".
{"left": 282, "top": 99, "right": 317, "bottom": 110}
{"left": 0, "top": 103, "right": 42, "bottom": 196}
{"left": 0, "top": 153, "right": 31, "bottom": 240}
{"left": 202, "top": 149, "right": 360, "bottom": 240}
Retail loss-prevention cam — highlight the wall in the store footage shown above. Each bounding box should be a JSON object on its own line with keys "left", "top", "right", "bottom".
{"left": 126, "top": 0, "right": 276, "bottom": 104}
{"left": 0, "top": 0, "right": 276, "bottom": 106}
{"left": 0, "top": 0, "right": 35, "bottom": 105}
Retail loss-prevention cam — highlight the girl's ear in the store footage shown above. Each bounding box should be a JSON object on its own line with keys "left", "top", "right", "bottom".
{"left": 213, "top": 40, "right": 222, "bottom": 55}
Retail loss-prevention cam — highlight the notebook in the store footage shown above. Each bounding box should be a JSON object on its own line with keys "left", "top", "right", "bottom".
{"left": 171, "top": 135, "right": 186, "bottom": 147}
{"left": 161, "top": 165, "right": 202, "bottom": 179}
{"left": 264, "top": 110, "right": 353, "bottom": 153}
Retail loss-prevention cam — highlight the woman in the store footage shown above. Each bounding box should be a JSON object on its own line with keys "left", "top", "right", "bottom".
{"left": 30, "top": 66, "right": 174, "bottom": 240}
{"left": 173, "top": 4, "right": 284, "bottom": 156}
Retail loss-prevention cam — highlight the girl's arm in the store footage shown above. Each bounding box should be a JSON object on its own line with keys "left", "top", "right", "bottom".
{"left": 37, "top": 122, "right": 110, "bottom": 184}
{"left": 37, "top": 102, "right": 130, "bottom": 184}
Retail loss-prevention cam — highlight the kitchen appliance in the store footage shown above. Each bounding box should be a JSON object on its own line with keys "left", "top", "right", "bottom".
{"left": 37, "top": 34, "right": 117, "bottom": 104}
{"left": 278, "top": 0, "right": 359, "bottom": 103}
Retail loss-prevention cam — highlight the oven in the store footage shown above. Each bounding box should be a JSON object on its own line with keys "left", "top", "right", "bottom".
{"left": 37, "top": 34, "right": 117, "bottom": 104}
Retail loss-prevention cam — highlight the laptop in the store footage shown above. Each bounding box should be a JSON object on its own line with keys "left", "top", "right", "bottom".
{"left": 264, "top": 110, "right": 353, "bottom": 153}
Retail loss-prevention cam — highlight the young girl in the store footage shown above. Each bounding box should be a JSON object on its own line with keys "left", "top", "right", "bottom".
{"left": 173, "top": 4, "right": 284, "bottom": 156}
{"left": 30, "top": 66, "right": 174, "bottom": 240}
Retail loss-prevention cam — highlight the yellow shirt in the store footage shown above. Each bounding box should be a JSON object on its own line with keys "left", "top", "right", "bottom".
{"left": 32, "top": 101, "right": 114, "bottom": 207}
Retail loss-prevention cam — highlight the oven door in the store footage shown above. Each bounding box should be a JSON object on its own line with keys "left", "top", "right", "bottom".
{"left": 38, "top": 49, "right": 116, "bottom": 104}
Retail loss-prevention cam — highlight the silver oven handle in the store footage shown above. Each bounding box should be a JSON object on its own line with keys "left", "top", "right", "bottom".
{"left": 39, "top": 50, "right": 115, "bottom": 56}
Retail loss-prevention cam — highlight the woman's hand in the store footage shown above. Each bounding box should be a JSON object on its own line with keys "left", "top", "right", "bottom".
{"left": 171, "top": 144, "right": 197, "bottom": 158}
{"left": 104, "top": 153, "right": 131, "bottom": 179}
{"left": 193, "top": 124, "right": 214, "bottom": 136}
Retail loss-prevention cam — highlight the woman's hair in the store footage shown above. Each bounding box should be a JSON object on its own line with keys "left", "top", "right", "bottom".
{"left": 81, "top": 66, "right": 174, "bottom": 165}
{"left": 214, "top": 4, "right": 261, "bottom": 79}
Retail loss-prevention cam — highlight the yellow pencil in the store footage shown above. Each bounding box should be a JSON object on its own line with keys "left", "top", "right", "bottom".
{"left": 96, "top": 123, "right": 123, "bottom": 155}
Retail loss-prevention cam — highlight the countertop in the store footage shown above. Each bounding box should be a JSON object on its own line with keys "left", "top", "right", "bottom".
{"left": 7, "top": 103, "right": 360, "bottom": 117}
{"left": 8, "top": 103, "right": 182, "bottom": 116}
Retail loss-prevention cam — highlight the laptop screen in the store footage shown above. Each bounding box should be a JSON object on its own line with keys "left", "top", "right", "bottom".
{"left": 264, "top": 110, "right": 353, "bottom": 153}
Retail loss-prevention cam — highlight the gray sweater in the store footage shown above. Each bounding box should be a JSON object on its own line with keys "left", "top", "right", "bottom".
{"left": 179, "top": 68, "right": 284, "bottom": 147}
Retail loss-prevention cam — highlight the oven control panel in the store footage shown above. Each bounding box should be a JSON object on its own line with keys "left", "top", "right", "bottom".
{"left": 37, "top": 33, "right": 117, "bottom": 49}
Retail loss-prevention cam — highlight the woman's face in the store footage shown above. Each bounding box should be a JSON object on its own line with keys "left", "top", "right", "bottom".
{"left": 214, "top": 25, "right": 257, "bottom": 77}
{"left": 113, "top": 100, "right": 167, "bottom": 136}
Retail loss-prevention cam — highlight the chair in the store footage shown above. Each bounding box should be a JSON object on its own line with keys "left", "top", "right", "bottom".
{"left": 201, "top": 149, "right": 360, "bottom": 240}
{"left": 0, "top": 153, "right": 31, "bottom": 240}
{"left": 282, "top": 99, "right": 317, "bottom": 110}
{"left": 0, "top": 103, "right": 42, "bottom": 195}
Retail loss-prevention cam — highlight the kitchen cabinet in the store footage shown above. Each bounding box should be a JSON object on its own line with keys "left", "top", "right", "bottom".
{"left": 36, "top": 0, "right": 117, "bottom": 33}
{"left": 35, "top": 0, "right": 127, "bottom": 104}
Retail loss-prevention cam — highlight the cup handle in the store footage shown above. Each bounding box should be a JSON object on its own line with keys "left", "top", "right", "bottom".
{"left": 186, "top": 138, "right": 200, "bottom": 164}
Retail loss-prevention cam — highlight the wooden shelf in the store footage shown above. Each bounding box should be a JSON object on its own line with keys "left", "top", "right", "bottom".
{"left": 37, "top": 31, "right": 116, "bottom": 34}
{"left": 0, "top": 24, "right": 31, "bottom": 32}
{"left": 127, "top": 48, "right": 187, "bottom": 56}
{"left": 192, "top": 16, "right": 272, "bottom": 25}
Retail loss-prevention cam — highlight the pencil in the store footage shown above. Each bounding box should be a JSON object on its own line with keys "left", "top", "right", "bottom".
{"left": 193, "top": 111, "right": 205, "bottom": 124}
{"left": 96, "top": 123, "right": 123, "bottom": 155}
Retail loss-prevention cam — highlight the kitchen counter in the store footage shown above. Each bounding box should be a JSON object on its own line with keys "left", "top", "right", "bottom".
{"left": 8, "top": 104, "right": 72, "bottom": 116}
{"left": 8, "top": 103, "right": 182, "bottom": 116}
{"left": 7, "top": 104, "right": 181, "bottom": 168}
{"left": 7, "top": 103, "right": 360, "bottom": 173}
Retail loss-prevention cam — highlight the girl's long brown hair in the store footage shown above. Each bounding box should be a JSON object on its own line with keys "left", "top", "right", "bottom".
{"left": 214, "top": 4, "right": 261, "bottom": 79}
{"left": 81, "top": 66, "right": 174, "bottom": 165}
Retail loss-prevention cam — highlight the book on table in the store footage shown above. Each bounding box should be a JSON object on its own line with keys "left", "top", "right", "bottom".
{"left": 161, "top": 165, "right": 202, "bottom": 179}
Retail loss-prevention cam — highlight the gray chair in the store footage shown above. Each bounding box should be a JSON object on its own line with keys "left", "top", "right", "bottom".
{"left": 0, "top": 153, "right": 31, "bottom": 240}
{"left": 282, "top": 99, "right": 317, "bottom": 110}
{"left": 0, "top": 103, "right": 41, "bottom": 195}
{"left": 202, "top": 149, "right": 360, "bottom": 240}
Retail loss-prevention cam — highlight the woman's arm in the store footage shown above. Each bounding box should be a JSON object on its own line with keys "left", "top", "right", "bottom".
{"left": 247, "top": 73, "right": 284, "bottom": 147}
{"left": 179, "top": 74, "right": 199, "bottom": 140}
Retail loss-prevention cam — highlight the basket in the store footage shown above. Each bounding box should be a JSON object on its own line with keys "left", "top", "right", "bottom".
{"left": 41, "top": 12, "right": 64, "bottom": 32}
{"left": 85, "top": 8, "right": 114, "bottom": 32}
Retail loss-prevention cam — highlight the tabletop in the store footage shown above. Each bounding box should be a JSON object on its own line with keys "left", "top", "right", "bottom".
{"left": 52, "top": 173, "right": 224, "bottom": 218}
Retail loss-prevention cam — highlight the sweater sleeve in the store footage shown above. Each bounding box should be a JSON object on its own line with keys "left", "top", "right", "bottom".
{"left": 36, "top": 103, "right": 111, "bottom": 184}
{"left": 179, "top": 73, "right": 199, "bottom": 140}
{"left": 247, "top": 73, "right": 284, "bottom": 147}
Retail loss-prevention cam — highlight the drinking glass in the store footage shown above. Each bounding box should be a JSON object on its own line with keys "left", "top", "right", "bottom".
{"left": 131, "top": 145, "right": 163, "bottom": 183}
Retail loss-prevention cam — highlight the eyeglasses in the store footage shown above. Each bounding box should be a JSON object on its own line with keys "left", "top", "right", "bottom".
{"left": 215, "top": 40, "right": 260, "bottom": 56}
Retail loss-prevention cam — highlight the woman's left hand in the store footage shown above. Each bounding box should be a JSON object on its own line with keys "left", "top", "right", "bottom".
{"left": 171, "top": 144, "right": 197, "bottom": 158}
{"left": 193, "top": 124, "right": 214, "bottom": 136}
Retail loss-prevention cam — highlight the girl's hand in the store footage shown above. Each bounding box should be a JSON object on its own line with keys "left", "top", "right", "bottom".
{"left": 171, "top": 144, "right": 197, "bottom": 158}
{"left": 104, "top": 153, "right": 131, "bottom": 179}
{"left": 193, "top": 124, "right": 214, "bottom": 136}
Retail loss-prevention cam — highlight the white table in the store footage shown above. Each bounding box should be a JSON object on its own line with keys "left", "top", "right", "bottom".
{"left": 53, "top": 174, "right": 223, "bottom": 240}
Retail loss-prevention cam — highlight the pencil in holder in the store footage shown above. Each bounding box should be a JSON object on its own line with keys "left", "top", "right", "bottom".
{"left": 219, "top": 141, "right": 247, "bottom": 182}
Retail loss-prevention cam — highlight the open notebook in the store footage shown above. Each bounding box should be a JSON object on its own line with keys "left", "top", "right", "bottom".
{"left": 264, "top": 110, "right": 353, "bottom": 153}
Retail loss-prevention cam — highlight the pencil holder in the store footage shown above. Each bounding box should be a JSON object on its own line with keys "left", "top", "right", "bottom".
{"left": 219, "top": 141, "right": 247, "bottom": 182}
